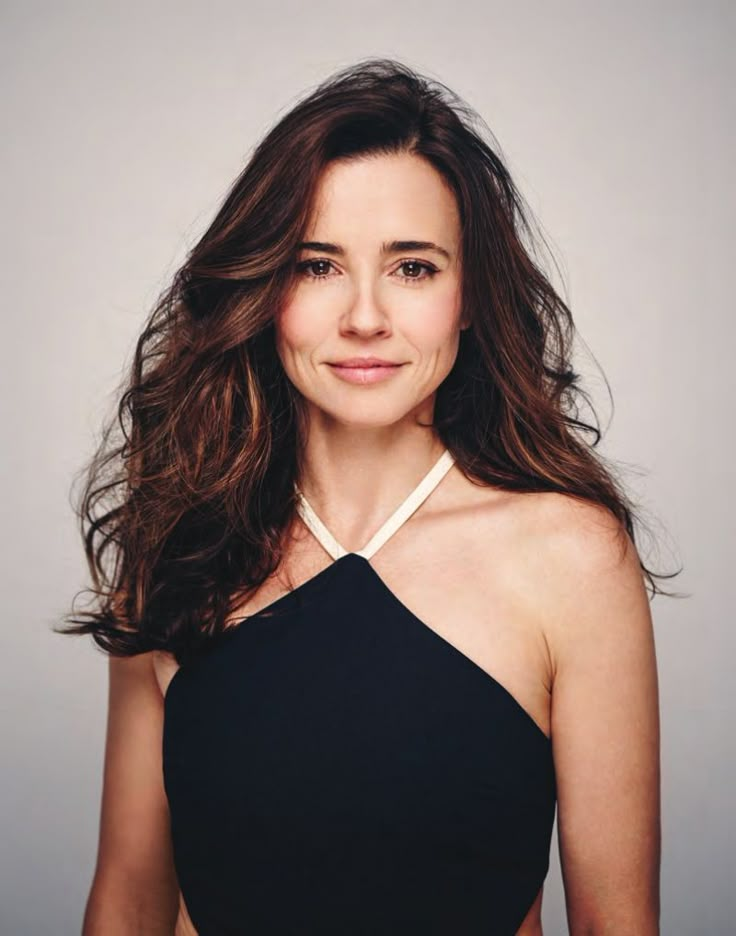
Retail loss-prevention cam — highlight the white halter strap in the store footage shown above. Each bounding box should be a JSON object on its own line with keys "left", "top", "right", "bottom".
{"left": 294, "top": 448, "right": 455, "bottom": 561}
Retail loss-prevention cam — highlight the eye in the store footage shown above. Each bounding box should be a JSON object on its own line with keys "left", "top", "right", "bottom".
{"left": 295, "top": 258, "right": 438, "bottom": 283}
{"left": 296, "top": 259, "right": 334, "bottom": 280}
{"left": 396, "top": 260, "right": 438, "bottom": 282}
{"left": 296, "top": 260, "right": 330, "bottom": 279}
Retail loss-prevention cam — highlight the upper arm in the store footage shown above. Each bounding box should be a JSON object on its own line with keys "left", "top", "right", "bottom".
{"left": 540, "top": 498, "right": 661, "bottom": 934}
{"left": 83, "top": 652, "right": 180, "bottom": 933}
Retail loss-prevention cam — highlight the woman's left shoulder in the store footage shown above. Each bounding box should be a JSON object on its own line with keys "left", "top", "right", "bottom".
{"left": 513, "top": 490, "right": 640, "bottom": 579}
{"left": 509, "top": 490, "right": 652, "bottom": 676}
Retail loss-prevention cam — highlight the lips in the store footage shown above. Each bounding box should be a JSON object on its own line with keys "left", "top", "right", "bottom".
{"left": 330, "top": 357, "right": 402, "bottom": 368}
{"left": 327, "top": 360, "right": 405, "bottom": 384}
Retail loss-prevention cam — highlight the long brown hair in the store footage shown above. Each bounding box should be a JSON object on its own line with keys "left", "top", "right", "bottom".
{"left": 59, "top": 57, "right": 681, "bottom": 666}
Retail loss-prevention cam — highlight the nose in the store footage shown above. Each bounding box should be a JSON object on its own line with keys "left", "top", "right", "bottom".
{"left": 340, "top": 277, "right": 391, "bottom": 335}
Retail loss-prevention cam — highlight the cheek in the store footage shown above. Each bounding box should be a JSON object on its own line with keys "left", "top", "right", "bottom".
{"left": 407, "top": 292, "right": 463, "bottom": 353}
{"left": 275, "top": 303, "right": 326, "bottom": 359}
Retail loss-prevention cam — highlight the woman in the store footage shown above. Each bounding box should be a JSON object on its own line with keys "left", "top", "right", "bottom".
{"left": 64, "top": 58, "right": 667, "bottom": 934}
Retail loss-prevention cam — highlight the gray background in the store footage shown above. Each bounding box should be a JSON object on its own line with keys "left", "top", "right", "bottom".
{"left": 2, "top": 1, "right": 733, "bottom": 932}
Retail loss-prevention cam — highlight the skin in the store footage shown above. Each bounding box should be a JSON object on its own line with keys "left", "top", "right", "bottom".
{"left": 273, "top": 150, "right": 471, "bottom": 531}
{"left": 84, "top": 152, "right": 660, "bottom": 934}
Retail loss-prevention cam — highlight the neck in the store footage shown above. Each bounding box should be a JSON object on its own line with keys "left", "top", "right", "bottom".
{"left": 296, "top": 431, "right": 449, "bottom": 552}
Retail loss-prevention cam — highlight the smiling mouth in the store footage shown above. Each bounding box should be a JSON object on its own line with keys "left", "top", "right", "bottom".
{"left": 326, "top": 362, "right": 405, "bottom": 384}
{"left": 329, "top": 363, "right": 402, "bottom": 368}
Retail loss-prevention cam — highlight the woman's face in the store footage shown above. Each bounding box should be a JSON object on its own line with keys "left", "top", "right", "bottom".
{"left": 275, "top": 151, "right": 467, "bottom": 429}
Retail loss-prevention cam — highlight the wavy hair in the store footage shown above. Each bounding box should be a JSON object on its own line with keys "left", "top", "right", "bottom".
{"left": 59, "top": 57, "right": 681, "bottom": 666}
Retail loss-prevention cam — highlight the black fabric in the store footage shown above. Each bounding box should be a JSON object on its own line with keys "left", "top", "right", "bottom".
{"left": 163, "top": 553, "right": 557, "bottom": 935}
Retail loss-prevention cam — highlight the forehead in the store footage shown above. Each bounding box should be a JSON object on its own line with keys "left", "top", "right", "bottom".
{"left": 305, "top": 153, "right": 460, "bottom": 245}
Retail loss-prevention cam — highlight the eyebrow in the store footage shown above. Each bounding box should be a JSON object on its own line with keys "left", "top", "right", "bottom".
{"left": 296, "top": 239, "right": 452, "bottom": 261}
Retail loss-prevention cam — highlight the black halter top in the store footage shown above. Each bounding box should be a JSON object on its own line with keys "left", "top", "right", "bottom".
{"left": 163, "top": 450, "right": 557, "bottom": 935}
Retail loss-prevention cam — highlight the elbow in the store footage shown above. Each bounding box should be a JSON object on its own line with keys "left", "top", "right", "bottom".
{"left": 82, "top": 868, "right": 180, "bottom": 936}
{"left": 568, "top": 904, "right": 660, "bottom": 936}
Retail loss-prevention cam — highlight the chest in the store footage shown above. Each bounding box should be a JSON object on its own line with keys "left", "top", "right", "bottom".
{"left": 155, "top": 503, "right": 553, "bottom": 742}
{"left": 363, "top": 512, "right": 552, "bottom": 742}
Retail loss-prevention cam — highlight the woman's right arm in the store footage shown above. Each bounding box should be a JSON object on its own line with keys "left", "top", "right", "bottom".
{"left": 82, "top": 652, "right": 181, "bottom": 935}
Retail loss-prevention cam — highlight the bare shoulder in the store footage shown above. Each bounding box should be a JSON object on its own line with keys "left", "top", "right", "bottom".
{"left": 492, "top": 490, "right": 650, "bottom": 676}
{"left": 515, "top": 488, "right": 631, "bottom": 556}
